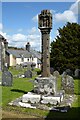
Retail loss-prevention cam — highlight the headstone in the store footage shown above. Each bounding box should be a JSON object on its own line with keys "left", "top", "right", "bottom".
{"left": 62, "top": 71, "right": 67, "bottom": 76}
{"left": 53, "top": 71, "right": 60, "bottom": 78}
{"left": 65, "top": 69, "right": 73, "bottom": 76}
{"left": 16, "top": 64, "right": 20, "bottom": 70}
{"left": 74, "top": 69, "right": 80, "bottom": 79}
{"left": 61, "top": 74, "right": 74, "bottom": 94}
{"left": 31, "top": 63, "right": 35, "bottom": 71}
{"left": 27, "top": 64, "right": 31, "bottom": 70}
{"left": 2, "top": 70, "right": 13, "bottom": 86}
{"left": 24, "top": 70, "right": 32, "bottom": 78}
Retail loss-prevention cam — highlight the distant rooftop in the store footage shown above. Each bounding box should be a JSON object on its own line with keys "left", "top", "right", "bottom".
{"left": 7, "top": 48, "right": 41, "bottom": 60}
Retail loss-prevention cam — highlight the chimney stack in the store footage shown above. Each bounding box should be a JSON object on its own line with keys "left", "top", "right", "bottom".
{"left": 26, "top": 42, "right": 30, "bottom": 52}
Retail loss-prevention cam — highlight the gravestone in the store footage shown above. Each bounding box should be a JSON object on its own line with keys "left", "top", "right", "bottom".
{"left": 16, "top": 64, "right": 20, "bottom": 70}
{"left": 2, "top": 70, "right": 13, "bottom": 86}
{"left": 61, "top": 74, "right": 74, "bottom": 94}
{"left": 27, "top": 64, "right": 31, "bottom": 70}
{"left": 31, "top": 63, "right": 35, "bottom": 71}
{"left": 53, "top": 71, "right": 60, "bottom": 78}
{"left": 65, "top": 69, "right": 73, "bottom": 76}
{"left": 74, "top": 69, "right": 80, "bottom": 79}
{"left": 24, "top": 70, "right": 32, "bottom": 78}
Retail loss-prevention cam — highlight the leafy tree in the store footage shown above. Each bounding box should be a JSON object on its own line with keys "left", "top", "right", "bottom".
{"left": 50, "top": 22, "right": 80, "bottom": 74}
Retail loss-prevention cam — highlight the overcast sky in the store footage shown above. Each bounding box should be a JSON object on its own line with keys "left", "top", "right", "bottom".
{"left": 0, "top": 0, "right": 79, "bottom": 51}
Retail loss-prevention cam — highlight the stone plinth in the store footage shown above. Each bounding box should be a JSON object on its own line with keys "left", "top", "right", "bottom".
{"left": 41, "top": 94, "right": 64, "bottom": 105}
{"left": 22, "top": 92, "right": 64, "bottom": 105}
{"left": 22, "top": 92, "right": 41, "bottom": 104}
{"left": 34, "top": 75, "right": 57, "bottom": 95}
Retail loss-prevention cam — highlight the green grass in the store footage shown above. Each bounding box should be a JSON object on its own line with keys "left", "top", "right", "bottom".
{"left": 1, "top": 68, "right": 80, "bottom": 118}
{"left": 9, "top": 67, "right": 27, "bottom": 75}
{"left": 57, "top": 75, "right": 62, "bottom": 90}
{"left": 2, "top": 77, "right": 34, "bottom": 107}
{"left": 1, "top": 67, "right": 38, "bottom": 107}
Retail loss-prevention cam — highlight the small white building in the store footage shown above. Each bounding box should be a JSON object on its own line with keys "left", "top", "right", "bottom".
{"left": 7, "top": 43, "right": 41, "bottom": 69}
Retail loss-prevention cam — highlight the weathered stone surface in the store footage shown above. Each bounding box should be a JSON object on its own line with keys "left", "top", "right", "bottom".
{"left": 19, "top": 102, "right": 36, "bottom": 109}
{"left": 24, "top": 70, "right": 32, "bottom": 78}
{"left": 37, "top": 104, "right": 50, "bottom": 110}
{"left": 2, "top": 70, "right": 13, "bottom": 86}
{"left": 22, "top": 92, "right": 41, "bottom": 104}
{"left": 41, "top": 96, "right": 61, "bottom": 105}
{"left": 53, "top": 71, "right": 60, "bottom": 78}
{"left": 65, "top": 69, "right": 73, "bottom": 76}
{"left": 16, "top": 64, "right": 21, "bottom": 70}
{"left": 38, "top": 10, "right": 52, "bottom": 77}
{"left": 74, "top": 69, "right": 80, "bottom": 79}
{"left": 34, "top": 75, "right": 57, "bottom": 95}
{"left": 61, "top": 74, "right": 74, "bottom": 94}
{"left": 27, "top": 64, "right": 31, "bottom": 70}
{"left": 22, "top": 91, "right": 64, "bottom": 105}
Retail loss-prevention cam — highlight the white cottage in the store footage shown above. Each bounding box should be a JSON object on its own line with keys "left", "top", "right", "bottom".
{"left": 7, "top": 43, "right": 41, "bottom": 69}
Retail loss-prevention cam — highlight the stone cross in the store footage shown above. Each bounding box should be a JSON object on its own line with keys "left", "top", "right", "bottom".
{"left": 38, "top": 10, "right": 52, "bottom": 77}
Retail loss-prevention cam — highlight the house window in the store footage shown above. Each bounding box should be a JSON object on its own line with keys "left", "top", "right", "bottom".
{"left": 28, "top": 58, "right": 29, "bottom": 61}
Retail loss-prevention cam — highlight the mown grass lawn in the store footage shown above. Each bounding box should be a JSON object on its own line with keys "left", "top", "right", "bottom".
{"left": 1, "top": 68, "right": 80, "bottom": 119}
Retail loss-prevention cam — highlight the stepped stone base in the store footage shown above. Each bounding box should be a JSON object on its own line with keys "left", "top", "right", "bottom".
{"left": 22, "top": 92, "right": 64, "bottom": 105}
{"left": 8, "top": 92, "right": 76, "bottom": 112}
{"left": 22, "top": 92, "right": 41, "bottom": 104}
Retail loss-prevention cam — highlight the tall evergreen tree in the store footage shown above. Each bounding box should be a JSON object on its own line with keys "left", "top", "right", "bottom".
{"left": 50, "top": 22, "right": 80, "bottom": 74}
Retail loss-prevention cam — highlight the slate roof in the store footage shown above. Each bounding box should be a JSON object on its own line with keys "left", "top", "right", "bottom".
{"left": 7, "top": 49, "right": 32, "bottom": 58}
{"left": 7, "top": 49, "right": 41, "bottom": 64}
{"left": 30, "top": 49, "right": 41, "bottom": 60}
